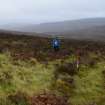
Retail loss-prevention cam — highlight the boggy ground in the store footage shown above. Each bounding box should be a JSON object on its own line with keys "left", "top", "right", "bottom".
{"left": 0, "top": 33, "right": 105, "bottom": 105}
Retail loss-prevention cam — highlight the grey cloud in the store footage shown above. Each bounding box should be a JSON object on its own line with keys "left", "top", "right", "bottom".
{"left": 0, "top": 0, "right": 104, "bottom": 24}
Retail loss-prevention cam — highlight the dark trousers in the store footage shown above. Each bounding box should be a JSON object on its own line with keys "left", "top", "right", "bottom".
{"left": 53, "top": 46, "right": 59, "bottom": 51}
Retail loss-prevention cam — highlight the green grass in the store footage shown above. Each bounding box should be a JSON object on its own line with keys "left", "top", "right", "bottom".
{"left": 0, "top": 53, "right": 105, "bottom": 105}
{"left": 70, "top": 62, "right": 105, "bottom": 105}
{"left": 0, "top": 53, "right": 55, "bottom": 95}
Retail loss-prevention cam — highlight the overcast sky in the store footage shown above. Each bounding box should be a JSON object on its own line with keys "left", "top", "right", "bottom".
{"left": 0, "top": 0, "right": 105, "bottom": 24}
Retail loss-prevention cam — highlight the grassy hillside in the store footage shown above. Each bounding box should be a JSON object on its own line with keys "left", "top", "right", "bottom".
{"left": 0, "top": 34, "right": 105, "bottom": 105}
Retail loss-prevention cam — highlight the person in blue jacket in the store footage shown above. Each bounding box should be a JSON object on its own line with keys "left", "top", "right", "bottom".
{"left": 52, "top": 37, "right": 60, "bottom": 51}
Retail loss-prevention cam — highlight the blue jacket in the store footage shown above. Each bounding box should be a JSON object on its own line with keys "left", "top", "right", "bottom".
{"left": 52, "top": 39, "right": 60, "bottom": 48}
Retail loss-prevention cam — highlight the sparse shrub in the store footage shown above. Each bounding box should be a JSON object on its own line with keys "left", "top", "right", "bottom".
{"left": 55, "top": 63, "right": 77, "bottom": 79}
{"left": 53, "top": 63, "right": 76, "bottom": 95}
{"left": 8, "top": 92, "right": 29, "bottom": 105}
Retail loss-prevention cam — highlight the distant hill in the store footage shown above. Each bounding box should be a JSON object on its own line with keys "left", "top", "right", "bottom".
{"left": 16, "top": 18, "right": 105, "bottom": 34}
{"left": 61, "top": 25, "right": 105, "bottom": 40}
{"left": 1, "top": 18, "right": 105, "bottom": 40}
{"left": 0, "top": 18, "right": 105, "bottom": 33}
